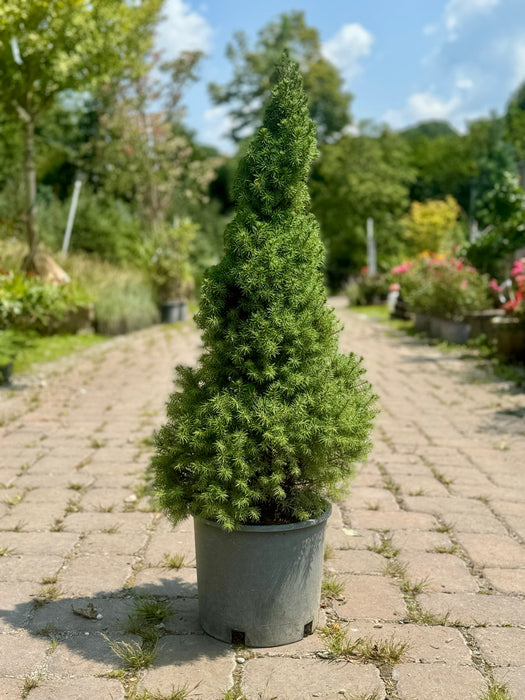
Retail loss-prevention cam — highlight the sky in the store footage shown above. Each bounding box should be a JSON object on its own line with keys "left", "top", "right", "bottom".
{"left": 155, "top": 0, "right": 525, "bottom": 153}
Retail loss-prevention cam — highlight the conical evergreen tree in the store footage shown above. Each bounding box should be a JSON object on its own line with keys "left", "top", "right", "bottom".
{"left": 153, "top": 53, "right": 377, "bottom": 531}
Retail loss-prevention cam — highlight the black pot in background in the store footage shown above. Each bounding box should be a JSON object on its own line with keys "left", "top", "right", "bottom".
{"left": 160, "top": 301, "right": 187, "bottom": 324}
{"left": 1, "top": 361, "right": 14, "bottom": 386}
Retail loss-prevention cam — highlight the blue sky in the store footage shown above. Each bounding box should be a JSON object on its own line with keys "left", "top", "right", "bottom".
{"left": 155, "top": 0, "right": 525, "bottom": 152}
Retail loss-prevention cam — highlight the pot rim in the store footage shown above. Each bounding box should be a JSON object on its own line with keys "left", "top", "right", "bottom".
{"left": 195, "top": 504, "right": 332, "bottom": 534}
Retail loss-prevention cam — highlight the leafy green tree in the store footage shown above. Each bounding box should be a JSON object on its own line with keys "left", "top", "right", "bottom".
{"left": 465, "top": 171, "right": 525, "bottom": 277}
{"left": 465, "top": 115, "right": 518, "bottom": 226}
{"left": 311, "top": 129, "right": 414, "bottom": 288}
{"left": 0, "top": 0, "right": 162, "bottom": 267}
{"left": 504, "top": 80, "right": 525, "bottom": 164}
{"left": 209, "top": 11, "right": 352, "bottom": 144}
{"left": 92, "top": 86, "right": 217, "bottom": 230}
{"left": 400, "top": 120, "right": 456, "bottom": 141}
{"left": 399, "top": 122, "right": 476, "bottom": 211}
{"left": 153, "top": 53, "right": 376, "bottom": 531}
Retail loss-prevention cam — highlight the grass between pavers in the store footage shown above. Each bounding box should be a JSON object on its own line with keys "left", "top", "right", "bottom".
{"left": 321, "top": 574, "right": 344, "bottom": 599}
{"left": 320, "top": 622, "right": 409, "bottom": 665}
{"left": 132, "top": 687, "right": 198, "bottom": 700}
{"left": 162, "top": 553, "right": 186, "bottom": 569}
{"left": 101, "top": 594, "right": 196, "bottom": 698}
{"left": 480, "top": 682, "right": 516, "bottom": 700}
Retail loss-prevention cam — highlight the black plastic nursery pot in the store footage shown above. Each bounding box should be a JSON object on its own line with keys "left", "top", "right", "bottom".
{"left": 193, "top": 506, "right": 331, "bottom": 647}
{"left": 160, "top": 301, "right": 187, "bottom": 324}
{"left": 0, "top": 361, "right": 14, "bottom": 386}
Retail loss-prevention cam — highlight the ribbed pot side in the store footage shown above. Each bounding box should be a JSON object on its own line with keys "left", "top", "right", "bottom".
{"left": 193, "top": 506, "right": 331, "bottom": 647}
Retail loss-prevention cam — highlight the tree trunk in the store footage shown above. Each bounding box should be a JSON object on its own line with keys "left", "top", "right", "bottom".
{"left": 22, "top": 117, "right": 39, "bottom": 271}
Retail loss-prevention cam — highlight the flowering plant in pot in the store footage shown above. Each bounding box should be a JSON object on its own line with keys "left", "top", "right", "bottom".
{"left": 499, "top": 258, "right": 525, "bottom": 322}
{"left": 392, "top": 255, "right": 492, "bottom": 321}
{"left": 152, "top": 53, "right": 377, "bottom": 647}
{"left": 392, "top": 255, "right": 492, "bottom": 341}
{"left": 144, "top": 220, "right": 196, "bottom": 322}
{"left": 489, "top": 259, "right": 525, "bottom": 359}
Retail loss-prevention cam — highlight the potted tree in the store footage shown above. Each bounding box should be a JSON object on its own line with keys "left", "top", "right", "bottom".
{"left": 146, "top": 220, "right": 196, "bottom": 323}
{"left": 152, "top": 53, "right": 377, "bottom": 647}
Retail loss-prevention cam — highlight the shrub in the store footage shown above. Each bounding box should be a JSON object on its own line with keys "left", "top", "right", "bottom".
{"left": 93, "top": 277, "right": 159, "bottom": 335}
{"left": 152, "top": 53, "right": 377, "bottom": 531}
{"left": 403, "top": 196, "right": 464, "bottom": 255}
{"left": 0, "top": 272, "right": 91, "bottom": 334}
{"left": 0, "top": 329, "right": 33, "bottom": 366}
{"left": 393, "top": 256, "right": 492, "bottom": 320}
{"left": 345, "top": 273, "right": 390, "bottom": 306}
{"left": 139, "top": 220, "right": 196, "bottom": 303}
{"left": 38, "top": 189, "right": 143, "bottom": 265}
{"left": 60, "top": 252, "right": 160, "bottom": 335}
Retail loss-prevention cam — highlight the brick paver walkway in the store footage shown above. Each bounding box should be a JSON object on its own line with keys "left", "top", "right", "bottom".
{"left": 1, "top": 299, "right": 524, "bottom": 699}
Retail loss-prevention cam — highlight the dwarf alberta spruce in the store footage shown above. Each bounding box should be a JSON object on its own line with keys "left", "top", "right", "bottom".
{"left": 152, "top": 53, "right": 377, "bottom": 531}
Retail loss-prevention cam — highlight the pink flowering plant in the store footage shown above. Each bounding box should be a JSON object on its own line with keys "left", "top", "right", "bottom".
{"left": 490, "top": 259, "right": 525, "bottom": 321}
{"left": 391, "top": 255, "right": 492, "bottom": 321}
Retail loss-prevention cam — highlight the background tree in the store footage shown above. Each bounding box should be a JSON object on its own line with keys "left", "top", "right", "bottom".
{"left": 504, "top": 80, "right": 525, "bottom": 168}
{"left": 465, "top": 172, "right": 525, "bottom": 277}
{"left": 209, "top": 11, "right": 352, "bottom": 144}
{"left": 403, "top": 195, "right": 464, "bottom": 255}
{"left": 89, "top": 52, "right": 219, "bottom": 231}
{"left": 0, "top": 0, "right": 162, "bottom": 268}
{"left": 465, "top": 115, "right": 518, "bottom": 228}
{"left": 311, "top": 128, "right": 414, "bottom": 288}
{"left": 399, "top": 123, "right": 476, "bottom": 212}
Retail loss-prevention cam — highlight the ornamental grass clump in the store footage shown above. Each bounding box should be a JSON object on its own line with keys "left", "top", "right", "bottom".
{"left": 153, "top": 53, "right": 377, "bottom": 531}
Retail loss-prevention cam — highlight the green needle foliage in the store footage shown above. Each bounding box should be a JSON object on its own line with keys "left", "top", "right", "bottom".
{"left": 153, "top": 52, "right": 377, "bottom": 531}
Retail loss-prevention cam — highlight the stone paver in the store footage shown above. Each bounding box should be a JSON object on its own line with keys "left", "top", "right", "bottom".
{"left": 472, "top": 627, "right": 525, "bottom": 666}
{"left": 1, "top": 302, "right": 525, "bottom": 698}
{"left": 242, "top": 657, "right": 384, "bottom": 699}
{"left": 29, "top": 678, "right": 125, "bottom": 699}
{"left": 393, "top": 664, "right": 486, "bottom": 700}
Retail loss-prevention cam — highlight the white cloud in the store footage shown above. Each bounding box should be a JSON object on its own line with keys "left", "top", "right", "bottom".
{"left": 455, "top": 76, "right": 474, "bottom": 90}
{"left": 407, "top": 91, "right": 461, "bottom": 121}
{"left": 382, "top": 89, "right": 465, "bottom": 130}
{"left": 444, "top": 0, "right": 501, "bottom": 39}
{"left": 381, "top": 109, "right": 405, "bottom": 130}
{"left": 322, "top": 23, "right": 373, "bottom": 82}
{"left": 202, "top": 105, "right": 235, "bottom": 153}
{"left": 155, "top": 0, "right": 212, "bottom": 58}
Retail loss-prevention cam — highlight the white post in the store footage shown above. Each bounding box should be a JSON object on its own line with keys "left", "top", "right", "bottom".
{"left": 61, "top": 179, "right": 83, "bottom": 256}
{"left": 366, "top": 217, "right": 377, "bottom": 275}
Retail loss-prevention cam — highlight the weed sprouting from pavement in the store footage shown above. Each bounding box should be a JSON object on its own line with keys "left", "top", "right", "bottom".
{"left": 132, "top": 686, "right": 198, "bottom": 700}
{"left": 321, "top": 625, "right": 409, "bottom": 664}
{"left": 321, "top": 575, "right": 344, "bottom": 599}
{"left": 479, "top": 681, "right": 516, "bottom": 700}
{"left": 162, "top": 553, "right": 186, "bottom": 569}
{"left": 103, "top": 635, "right": 157, "bottom": 670}
{"left": 431, "top": 468, "right": 454, "bottom": 486}
{"left": 433, "top": 544, "right": 459, "bottom": 554}
{"left": 369, "top": 531, "right": 399, "bottom": 559}
{"left": 401, "top": 577, "right": 430, "bottom": 595}
{"left": 324, "top": 544, "right": 335, "bottom": 560}
{"left": 21, "top": 671, "right": 42, "bottom": 698}
{"left": 0, "top": 546, "right": 16, "bottom": 556}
